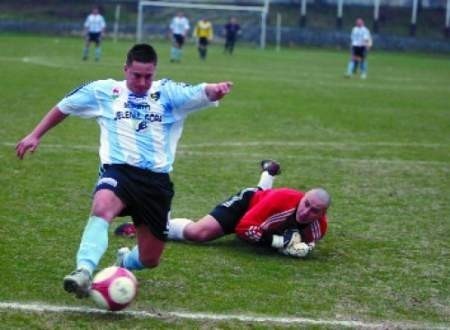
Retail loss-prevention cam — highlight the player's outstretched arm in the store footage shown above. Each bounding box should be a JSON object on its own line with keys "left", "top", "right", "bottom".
{"left": 205, "top": 81, "right": 233, "bottom": 101}
{"left": 16, "top": 107, "right": 68, "bottom": 159}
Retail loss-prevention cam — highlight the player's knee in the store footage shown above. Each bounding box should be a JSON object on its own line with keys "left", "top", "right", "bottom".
{"left": 91, "top": 206, "right": 116, "bottom": 221}
{"left": 185, "top": 227, "right": 214, "bottom": 242}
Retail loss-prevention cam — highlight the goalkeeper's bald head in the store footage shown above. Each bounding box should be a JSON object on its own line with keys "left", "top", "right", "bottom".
{"left": 296, "top": 188, "right": 331, "bottom": 222}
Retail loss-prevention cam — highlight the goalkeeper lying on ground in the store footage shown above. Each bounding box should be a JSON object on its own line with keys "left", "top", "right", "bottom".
{"left": 163, "top": 160, "right": 330, "bottom": 258}
{"left": 116, "top": 160, "right": 330, "bottom": 259}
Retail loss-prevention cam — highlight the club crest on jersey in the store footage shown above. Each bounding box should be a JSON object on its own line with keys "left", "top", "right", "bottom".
{"left": 111, "top": 87, "right": 121, "bottom": 100}
{"left": 150, "top": 91, "right": 160, "bottom": 101}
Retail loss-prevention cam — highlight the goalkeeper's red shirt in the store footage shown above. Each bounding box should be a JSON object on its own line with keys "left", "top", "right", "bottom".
{"left": 234, "top": 188, "right": 328, "bottom": 244}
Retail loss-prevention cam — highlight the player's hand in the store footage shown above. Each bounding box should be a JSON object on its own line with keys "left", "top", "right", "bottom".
{"left": 272, "top": 229, "right": 312, "bottom": 258}
{"left": 205, "top": 81, "right": 233, "bottom": 101}
{"left": 16, "top": 134, "right": 40, "bottom": 160}
{"left": 271, "top": 229, "right": 301, "bottom": 249}
{"left": 283, "top": 229, "right": 302, "bottom": 248}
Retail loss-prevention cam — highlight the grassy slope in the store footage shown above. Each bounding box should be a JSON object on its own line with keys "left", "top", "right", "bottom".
{"left": 0, "top": 34, "right": 449, "bottom": 329}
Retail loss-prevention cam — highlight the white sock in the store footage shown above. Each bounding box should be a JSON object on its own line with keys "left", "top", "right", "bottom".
{"left": 257, "top": 171, "right": 274, "bottom": 190}
{"left": 167, "top": 218, "right": 193, "bottom": 240}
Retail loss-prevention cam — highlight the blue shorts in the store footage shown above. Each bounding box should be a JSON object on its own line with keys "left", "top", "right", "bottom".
{"left": 95, "top": 164, "right": 174, "bottom": 241}
{"left": 209, "top": 187, "right": 260, "bottom": 234}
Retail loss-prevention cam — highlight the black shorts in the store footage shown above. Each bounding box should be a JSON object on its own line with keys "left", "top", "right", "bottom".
{"left": 352, "top": 46, "right": 367, "bottom": 59}
{"left": 95, "top": 164, "right": 174, "bottom": 241}
{"left": 173, "top": 34, "right": 185, "bottom": 47}
{"left": 209, "top": 187, "right": 260, "bottom": 234}
{"left": 88, "top": 32, "right": 102, "bottom": 44}
{"left": 198, "top": 37, "right": 209, "bottom": 47}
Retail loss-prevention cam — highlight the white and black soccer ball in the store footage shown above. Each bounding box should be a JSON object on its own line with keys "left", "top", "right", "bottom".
{"left": 90, "top": 266, "right": 138, "bottom": 311}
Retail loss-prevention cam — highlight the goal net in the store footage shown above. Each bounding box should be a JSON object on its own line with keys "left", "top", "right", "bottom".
{"left": 136, "top": 0, "right": 270, "bottom": 48}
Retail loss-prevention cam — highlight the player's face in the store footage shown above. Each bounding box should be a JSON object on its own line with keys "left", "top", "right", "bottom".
{"left": 124, "top": 61, "right": 156, "bottom": 96}
{"left": 296, "top": 192, "right": 327, "bottom": 223}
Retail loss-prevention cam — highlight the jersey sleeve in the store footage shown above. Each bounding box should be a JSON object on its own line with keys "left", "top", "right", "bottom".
{"left": 57, "top": 81, "right": 103, "bottom": 119}
{"left": 299, "top": 216, "right": 328, "bottom": 244}
{"left": 161, "top": 80, "right": 218, "bottom": 121}
{"left": 235, "top": 191, "right": 294, "bottom": 245}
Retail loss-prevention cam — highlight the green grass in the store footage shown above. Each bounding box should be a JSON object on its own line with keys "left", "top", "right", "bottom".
{"left": 0, "top": 34, "right": 449, "bottom": 329}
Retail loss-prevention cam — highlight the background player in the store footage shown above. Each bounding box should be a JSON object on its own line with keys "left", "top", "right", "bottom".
{"left": 82, "top": 6, "right": 106, "bottom": 61}
{"left": 193, "top": 16, "right": 214, "bottom": 60}
{"left": 223, "top": 16, "right": 241, "bottom": 55}
{"left": 345, "top": 18, "right": 372, "bottom": 79}
{"left": 169, "top": 11, "right": 190, "bottom": 62}
{"left": 163, "top": 160, "right": 331, "bottom": 258}
{"left": 16, "top": 43, "right": 233, "bottom": 298}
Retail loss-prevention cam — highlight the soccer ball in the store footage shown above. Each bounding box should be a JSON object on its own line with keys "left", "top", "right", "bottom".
{"left": 90, "top": 266, "right": 138, "bottom": 311}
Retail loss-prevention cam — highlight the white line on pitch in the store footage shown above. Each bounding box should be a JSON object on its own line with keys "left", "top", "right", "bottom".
{"left": 4, "top": 140, "right": 449, "bottom": 149}
{"left": 1, "top": 302, "right": 448, "bottom": 330}
{"left": 4, "top": 142, "right": 449, "bottom": 166}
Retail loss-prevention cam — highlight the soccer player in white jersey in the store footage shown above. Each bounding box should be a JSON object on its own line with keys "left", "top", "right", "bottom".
{"left": 82, "top": 6, "right": 106, "bottom": 61}
{"left": 345, "top": 18, "right": 372, "bottom": 79}
{"left": 169, "top": 11, "right": 190, "bottom": 62}
{"left": 16, "top": 43, "right": 233, "bottom": 299}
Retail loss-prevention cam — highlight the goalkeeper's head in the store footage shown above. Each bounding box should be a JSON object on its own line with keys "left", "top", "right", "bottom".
{"left": 296, "top": 188, "right": 331, "bottom": 223}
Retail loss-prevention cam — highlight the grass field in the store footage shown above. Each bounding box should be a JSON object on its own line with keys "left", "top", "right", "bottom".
{"left": 0, "top": 34, "right": 449, "bottom": 329}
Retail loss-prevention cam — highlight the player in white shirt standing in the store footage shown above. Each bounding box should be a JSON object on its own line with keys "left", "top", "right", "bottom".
{"left": 345, "top": 18, "right": 372, "bottom": 79}
{"left": 16, "top": 43, "right": 233, "bottom": 299}
{"left": 169, "top": 11, "right": 190, "bottom": 62}
{"left": 82, "top": 6, "right": 106, "bottom": 61}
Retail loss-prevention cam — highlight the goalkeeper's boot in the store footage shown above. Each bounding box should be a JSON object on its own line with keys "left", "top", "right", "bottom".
{"left": 63, "top": 268, "right": 92, "bottom": 298}
{"left": 260, "top": 160, "right": 281, "bottom": 176}
{"left": 115, "top": 247, "right": 131, "bottom": 267}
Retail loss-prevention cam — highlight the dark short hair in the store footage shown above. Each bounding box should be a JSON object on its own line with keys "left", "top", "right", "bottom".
{"left": 126, "top": 44, "right": 158, "bottom": 66}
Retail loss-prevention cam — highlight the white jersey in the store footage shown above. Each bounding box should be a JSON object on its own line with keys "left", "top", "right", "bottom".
{"left": 351, "top": 26, "right": 371, "bottom": 47}
{"left": 84, "top": 14, "right": 106, "bottom": 33}
{"left": 57, "top": 79, "right": 217, "bottom": 172}
{"left": 170, "top": 16, "right": 190, "bottom": 35}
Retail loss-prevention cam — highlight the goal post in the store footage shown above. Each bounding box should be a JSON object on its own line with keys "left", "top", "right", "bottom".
{"left": 137, "top": 0, "right": 270, "bottom": 48}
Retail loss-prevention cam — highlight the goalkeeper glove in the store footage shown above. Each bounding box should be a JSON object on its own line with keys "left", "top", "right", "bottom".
{"left": 272, "top": 229, "right": 314, "bottom": 258}
{"left": 271, "top": 229, "right": 301, "bottom": 249}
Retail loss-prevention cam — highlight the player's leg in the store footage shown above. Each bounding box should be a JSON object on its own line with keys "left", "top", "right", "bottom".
{"left": 117, "top": 168, "right": 174, "bottom": 270}
{"left": 64, "top": 189, "right": 125, "bottom": 298}
{"left": 346, "top": 47, "right": 359, "bottom": 77}
{"left": 346, "top": 57, "right": 355, "bottom": 77}
{"left": 94, "top": 34, "right": 102, "bottom": 61}
{"left": 177, "top": 36, "right": 185, "bottom": 61}
{"left": 353, "top": 59, "right": 359, "bottom": 74}
{"left": 170, "top": 35, "right": 178, "bottom": 62}
{"left": 169, "top": 215, "right": 224, "bottom": 241}
{"left": 360, "top": 60, "right": 367, "bottom": 78}
{"left": 169, "top": 185, "right": 258, "bottom": 242}
{"left": 360, "top": 50, "right": 368, "bottom": 79}
{"left": 82, "top": 34, "right": 92, "bottom": 60}
{"left": 258, "top": 159, "right": 281, "bottom": 190}
{"left": 203, "top": 39, "right": 209, "bottom": 59}
{"left": 229, "top": 39, "right": 236, "bottom": 54}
